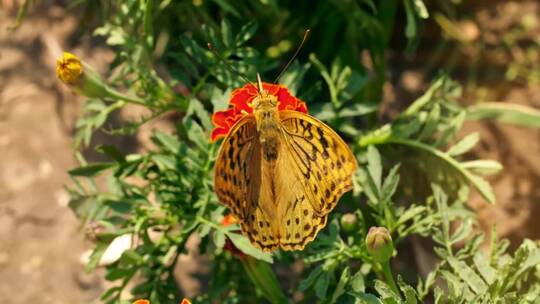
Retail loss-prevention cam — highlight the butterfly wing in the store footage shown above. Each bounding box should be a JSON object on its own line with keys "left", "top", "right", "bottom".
{"left": 214, "top": 115, "right": 279, "bottom": 251}
{"left": 278, "top": 110, "right": 357, "bottom": 216}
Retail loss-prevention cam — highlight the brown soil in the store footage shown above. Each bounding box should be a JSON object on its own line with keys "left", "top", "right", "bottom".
{"left": 0, "top": 1, "right": 539, "bottom": 303}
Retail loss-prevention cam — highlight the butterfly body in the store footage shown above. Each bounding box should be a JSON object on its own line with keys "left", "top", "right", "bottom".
{"left": 214, "top": 76, "right": 357, "bottom": 251}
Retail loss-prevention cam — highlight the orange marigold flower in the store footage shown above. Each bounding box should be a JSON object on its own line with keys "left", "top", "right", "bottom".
{"left": 133, "top": 300, "right": 150, "bottom": 304}
{"left": 220, "top": 214, "right": 246, "bottom": 258}
{"left": 221, "top": 214, "right": 238, "bottom": 226}
{"left": 210, "top": 82, "right": 308, "bottom": 142}
{"left": 180, "top": 298, "right": 192, "bottom": 304}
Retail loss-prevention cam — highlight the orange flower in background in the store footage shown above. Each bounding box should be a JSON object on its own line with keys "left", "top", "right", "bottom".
{"left": 132, "top": 299, "right": 190, "bottom": 304}
{"left": 220, "top": 214, "right": 246, "bottom": 258}
{"left": 211, "top": 82, "right": 308, "bottom": 142}
{"left": 221, "top": 213, "right": 238, "bottom": 226}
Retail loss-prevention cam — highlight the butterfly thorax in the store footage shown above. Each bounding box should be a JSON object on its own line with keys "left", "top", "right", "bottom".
{"left": 252, "top": 92, "right": 280, "bottom": 162}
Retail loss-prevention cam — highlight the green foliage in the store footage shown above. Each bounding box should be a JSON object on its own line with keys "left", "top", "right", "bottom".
{"left": 48, "top": 0, "right": 540, "bottom": 303}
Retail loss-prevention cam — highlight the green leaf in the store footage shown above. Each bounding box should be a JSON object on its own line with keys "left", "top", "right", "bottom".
{"left": 461, "top": 160, "right": 503, "bottom": 176}
{"left": 153, "top": 131, "right": 180, "bottom": 154}
{"left": 212, "top": 0, "right": 240, "bottom": 17}
{"left": 339, "top": 103, "right": 378, "bottom": 118}
{"left": 299, "top": 265, "right": 323, "bottom": 291}
{"left": 447, "top": 256, "right": 488, "bottom": 294}
{"left": 96, "top": 145, "right": 126, "bottom": 162}
{"left": 417, "top": 103, "right": 440, "bottom": 140}
{"left": 381, "top": 164, "right": 400, "bottom": 202}
{"left": 398, "top": 276, "right": 418, "bottom": 304}
{"left": 69, "top": 163, "right": 114, "bottom": 177}
{"left": 348, "top": 291, "right": 383, "bottom": 304}
{"left": 412, "top": 0, "right": 429, "bottom": 18}
{"left": 466, "top": 102, "right": 540, "bottom": 128}
{"left": 367, "top": 145, "right": 383, "bottom": 192}
{"left": 315, "top": 271, "right": 330, "bottom": 300}
{"left": 220, "top": 19, "right": 234, "bottom": 48}
{"left": 473, "top": 251, "right": 496, "bottom": 285}
{"left": 383, "top": 138, "right": 496, "bottom": 203}
{"left": 226, "top": 232, "right": 273, "bottom": 263}
{"left": 235, "top": 21, "right": 257, "bottom": 46}
{"left": 331, "top": 267, "right": 350, "bottom": 303}
{"left": 374, "top": 280, "right": 401, "bottom": 303}
{"left": 449, "top": 218, "right": 473, "bottom": 245}
{"left": 85, "top": 242, "right": 109, "bottom": 272}
{"left": 350, "top": 269, "right": 366, "bottom": 292}
{"left": 402, "top": 76, "right": 445, "bottom": 117}
{"left": 447, "top": 132, "right": 480, "bottom": 156}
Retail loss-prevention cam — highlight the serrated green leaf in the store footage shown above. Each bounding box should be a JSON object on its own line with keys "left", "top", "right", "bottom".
{"left": 374, "top": 280, "right": 401, "bottom": 302}
{"left": 153, "top": 131, "right": 180, "bottom": 154}
{"left": 381, "top": 164, "right": 400, "bottom": 202}
{"left": 449, "top": 218, "right": 473, "bottom": 245}
{"left": 473, "top": 251, "right": 496, "bottom": 285}
{"left": 398, "top": 279, "right": 418, "bottom": 304}
{"left": 447, "top": 256, "right": 488, "bottom": 294}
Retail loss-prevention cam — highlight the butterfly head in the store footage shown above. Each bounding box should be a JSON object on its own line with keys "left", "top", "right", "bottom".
{"left": 251, "top": 73, "right": 279, "bottom": 113}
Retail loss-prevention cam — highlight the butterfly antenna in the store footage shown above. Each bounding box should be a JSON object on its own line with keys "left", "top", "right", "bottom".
{"left": 207, "top": 43, "right": 255, "bottom": 86}
{"left": 273, "top": 29, "right": 310, "bottom": 84}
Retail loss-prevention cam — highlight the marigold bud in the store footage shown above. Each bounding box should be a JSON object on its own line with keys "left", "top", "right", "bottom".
{"left": 365, "top": 226, "right": 394, "bottom": 263}
{"left": 340, "top": 213, "right": 358, "bottom": 233}
{"left": 56, "top": 52, "right": 83, "bottom": 85}
{"left": 56, "top": 51, "right": 111, "bottom": 98}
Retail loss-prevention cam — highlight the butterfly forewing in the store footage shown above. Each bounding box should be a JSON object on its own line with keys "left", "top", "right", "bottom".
{"left": 214, "top": 116, "right": 279, "bottom": 251}
{"left": 279, "top": 110, "right": 357, "bottom": 215}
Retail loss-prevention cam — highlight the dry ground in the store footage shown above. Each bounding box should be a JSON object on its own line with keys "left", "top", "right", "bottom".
{"left": 0, "top": 2, "right": 539, "bottom": 303}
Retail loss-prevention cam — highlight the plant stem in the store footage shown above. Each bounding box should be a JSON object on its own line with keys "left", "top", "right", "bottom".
{"left": 381, "top": 261, "right": 400, "bottom": 296}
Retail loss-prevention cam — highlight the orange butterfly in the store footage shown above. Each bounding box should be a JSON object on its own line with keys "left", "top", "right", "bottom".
{"left": 213, "top": 75, "right": 356, "bottom": 251}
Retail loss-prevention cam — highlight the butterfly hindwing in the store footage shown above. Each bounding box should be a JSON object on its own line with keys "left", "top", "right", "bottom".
{"left": 279, "top": 110, "right": 357, "bottom": 216}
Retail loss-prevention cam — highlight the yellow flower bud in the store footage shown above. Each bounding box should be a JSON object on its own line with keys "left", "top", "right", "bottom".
{"left": 56, "top": 52, "right": 83, "bottom": 85}
{"left": 55, "top": 51, "right": 144, "bottom": 105}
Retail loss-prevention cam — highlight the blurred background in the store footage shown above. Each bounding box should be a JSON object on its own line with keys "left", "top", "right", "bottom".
{"left": 0, "top": 0, "right": 539, "bottom": 303}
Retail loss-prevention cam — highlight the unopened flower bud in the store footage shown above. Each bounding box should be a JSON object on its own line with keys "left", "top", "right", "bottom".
{"left": 56, "top": 52, "right": 83, "bottom": 85}
{"left": 340, "top": 213, "right": 358, "bottom": 233}
{"left": 365, "top": 227, "right": 394, "bottom": 263}
{"left": 56, "top": 52, "right": 109, "bottom": 98}
{"left": 56, "top": 52, "right": 144, "bottom": 104}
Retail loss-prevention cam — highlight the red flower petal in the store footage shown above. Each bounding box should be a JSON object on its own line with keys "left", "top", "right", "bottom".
{"left": 230, "top": 88, "right": 254, "bottom": 113}
{"left": 210, "top": 82, "right": 309, "bottom": 141}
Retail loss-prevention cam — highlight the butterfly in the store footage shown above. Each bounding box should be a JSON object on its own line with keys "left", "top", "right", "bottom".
{"left": 214, "top": 75, "right": 357, "bottom": 251}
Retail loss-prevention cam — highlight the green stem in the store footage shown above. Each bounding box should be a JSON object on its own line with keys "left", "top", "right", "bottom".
{"left": 242, "top": 257, "right": 287, "bottom": 304}
{"left": 381, "top": 260, "right": 400, "bottom": 296}
{"left": 105, "top": 86, "right": 147, "bottom": 106}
